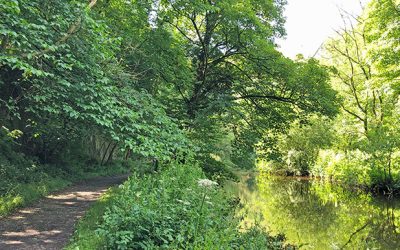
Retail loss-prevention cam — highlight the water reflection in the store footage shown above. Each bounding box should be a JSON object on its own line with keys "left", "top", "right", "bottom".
{"left": 225, "top": 172, "right": 400, "bottom": 250}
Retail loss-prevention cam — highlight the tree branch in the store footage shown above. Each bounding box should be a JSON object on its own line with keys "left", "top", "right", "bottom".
{"left": 341, "top": 104, "right": 365, "bottom": 122}
{"left": 234, "top": 94, "right": 295, "bottom": 104}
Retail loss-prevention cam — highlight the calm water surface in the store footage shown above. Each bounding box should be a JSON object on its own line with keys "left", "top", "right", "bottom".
{"left": 225, "top": 172, "right": 400, "bottom": 249}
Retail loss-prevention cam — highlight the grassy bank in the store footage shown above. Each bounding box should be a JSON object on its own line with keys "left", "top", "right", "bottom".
{"left": 66, "top": 187, "right": 119, "bottom": 249}
{"left": 66, "top": 163, "right": 293, "bottom": 249}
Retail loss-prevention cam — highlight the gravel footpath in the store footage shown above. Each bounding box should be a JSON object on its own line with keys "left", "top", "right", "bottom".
{"left": 0, "top": 175, "right": 128, "bottom": 250}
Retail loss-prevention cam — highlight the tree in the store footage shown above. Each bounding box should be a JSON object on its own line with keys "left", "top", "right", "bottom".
{"left": 365, "top": 0, "right": 400, "bottom": 83}
{"left": 321, "top": 5, "right": 400, "bottom": 186}
{"left": 98, "top": 0, "right": 339, "bottom": 168}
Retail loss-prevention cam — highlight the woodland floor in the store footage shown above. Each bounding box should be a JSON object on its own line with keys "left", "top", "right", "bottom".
{"left": 0, "top": 174, "right": 128, "bottom": 250}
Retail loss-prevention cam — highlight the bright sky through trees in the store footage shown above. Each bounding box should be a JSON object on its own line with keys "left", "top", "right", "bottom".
{"left": 277, "top": 0, "right": 369, "bottom": 59}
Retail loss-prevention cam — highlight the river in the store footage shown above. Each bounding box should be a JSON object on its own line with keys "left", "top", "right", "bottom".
{"left": 225, "top": 172, "right": 400, "bottom": 249}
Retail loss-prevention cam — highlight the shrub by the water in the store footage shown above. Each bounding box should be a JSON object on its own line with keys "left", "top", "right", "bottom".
{"left": 96, "top": 163, "right": 291, "bottom": 249}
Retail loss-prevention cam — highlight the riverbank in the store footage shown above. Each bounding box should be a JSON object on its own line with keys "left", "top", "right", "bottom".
{"left": 262, "top": 166, "right": 400, "bottom": 197}
{"left": 67, "top": 163, "right": 294, "bottom": 249}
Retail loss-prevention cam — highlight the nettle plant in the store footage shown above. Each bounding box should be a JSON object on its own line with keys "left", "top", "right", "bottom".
{"left": 96, "top": 164, "right": 229, "bottom": 249}
{"left": 96, "top": 163, "right": 289, "bottom": 249}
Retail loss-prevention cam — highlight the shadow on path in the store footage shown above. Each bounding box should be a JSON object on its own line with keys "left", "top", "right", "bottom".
{"left": 0, "top": 175, "right": 128, "bottom": 250}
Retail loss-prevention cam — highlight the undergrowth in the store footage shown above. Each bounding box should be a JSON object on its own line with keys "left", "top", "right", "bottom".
{"left": 67, "top": 163, "right": 293, "bottom": 249}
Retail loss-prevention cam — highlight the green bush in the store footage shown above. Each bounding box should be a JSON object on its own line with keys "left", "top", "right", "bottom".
{"left": 270, "top": 115, "right": 334, "bottom": 176}
{"left": 311, "top": 149, "right": 371, "bottom": 186}
{"left": 96, "top": 163, "right": 290, "bottom": 249}
{"left": 311, "top": 149, "right": 400, "bottom": 194}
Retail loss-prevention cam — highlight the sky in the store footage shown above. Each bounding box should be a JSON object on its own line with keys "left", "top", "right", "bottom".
{"left": 277, "top": 0, "right": 370, "bottom": 59}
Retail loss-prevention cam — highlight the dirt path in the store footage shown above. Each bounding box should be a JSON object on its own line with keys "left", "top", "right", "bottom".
{"left": 0, "top": 175, "right": 128, "bottom": 250}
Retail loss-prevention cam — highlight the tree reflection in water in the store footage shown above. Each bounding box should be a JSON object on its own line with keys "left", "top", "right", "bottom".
{"left": 225, "top": 172, "right": 400, "bottom": 249}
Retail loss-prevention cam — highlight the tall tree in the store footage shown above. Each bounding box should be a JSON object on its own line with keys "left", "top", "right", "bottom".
{"left": 99, "top": 0, "right": 339, "bottom": 166}
{"left": 322, "top": 5, "right": 400, "bottom": 182}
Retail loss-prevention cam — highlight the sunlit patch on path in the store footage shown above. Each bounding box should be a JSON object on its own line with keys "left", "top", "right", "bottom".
{"left": 0, "top": 175, "right": 128, "bottom": 250}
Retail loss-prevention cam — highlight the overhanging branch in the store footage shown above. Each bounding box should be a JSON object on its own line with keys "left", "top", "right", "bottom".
{"left": 234, "top": 94, "right": 295, "bottom": 104}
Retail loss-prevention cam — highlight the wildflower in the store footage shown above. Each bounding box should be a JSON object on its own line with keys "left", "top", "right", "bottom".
{"left": 197, "top": 179, "right": 218, "bottom": 188}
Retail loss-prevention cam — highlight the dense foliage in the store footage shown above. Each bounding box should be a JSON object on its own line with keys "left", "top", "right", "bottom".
{"left": 266, "top": 0, "right": 400, "bottom": 194}
{"left": 267, "top": 115, "right": 334, "bottom": 176}
{"left": 72, "top": 163, "right": 292, "bottom": 249}
{"left": 1, "top": 0, "right": 339, "bottom": 194}
{"left": 314, "top": 0, "right": 400, "bottom": 192}
{"left": 2, "top": 0, "right": 399, "bottom": 248}
{"left": 1, "top": 0, "right": 188, "bottom": 163}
